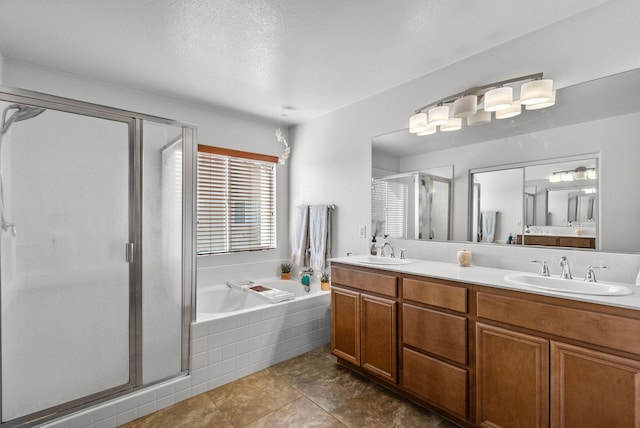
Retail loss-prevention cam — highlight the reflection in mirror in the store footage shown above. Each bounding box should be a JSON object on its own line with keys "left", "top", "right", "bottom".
{"left": 469, "top": 158, "right": 598, "bottom": 248}
{"left": 371, "top": 68, "right": 640, "bottom": 253}
{"left": 523, "top": 158, "right": 597, "bottom": 249}
{"left": 471, "top": 168, "right": 523, "bottom": 244}
{"left": 371, "top": 166, "right": 452, "bottom": 241}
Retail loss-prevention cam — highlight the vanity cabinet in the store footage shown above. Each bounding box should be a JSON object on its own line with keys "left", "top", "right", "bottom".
{"left": 476, "top": 324, "right": 549, "bottom": 428}
{"left": 476, "top": 290, "right": 640, "bottom": 428}
{"left": 402, "top": 277, "right": 469, "bottom": 419}
{"left": 330, "top": 264, "right": 398, "bottom": 384}
{"left": 331, "top": 261, "right": 640, "bottom": 427}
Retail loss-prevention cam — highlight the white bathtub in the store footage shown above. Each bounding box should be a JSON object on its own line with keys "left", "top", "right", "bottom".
{"left": 197, "top": 278, "right": 326, "bottom": 320}
{"left": 191, "top": 277, "right": 331, "bottom": 389}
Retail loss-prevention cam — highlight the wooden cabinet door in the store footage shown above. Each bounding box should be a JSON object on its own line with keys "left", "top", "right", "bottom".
{"left": 551, "top": 342, "right": 640, "bottom": 428}
{"left": 403, "top": 347, "right": 468, "bottom": 418}
{"left": 361, "top": 293, "right": 397, "bottom": 383}
{"left": 476, "top": 323, "right": 549, "bottom": 428}
{"left": 331, "top": 287, "right": 360, "bottom": 365}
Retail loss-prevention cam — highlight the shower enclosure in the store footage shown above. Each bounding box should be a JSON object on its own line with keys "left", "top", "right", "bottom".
{"left": 372, "top": 172, "right": 452, "bottom": 240}
{"left": 0, "top": 87, "right": 195, "bottom": 426}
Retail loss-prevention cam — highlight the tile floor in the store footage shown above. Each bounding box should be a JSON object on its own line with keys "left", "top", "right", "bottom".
{"left": 123, "top": 345, "right": 461, "bottom": 428}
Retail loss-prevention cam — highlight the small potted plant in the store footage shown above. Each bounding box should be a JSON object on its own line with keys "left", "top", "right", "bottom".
{"left": 320, "top": 272, "right": 331, "bottom": 291}
{"left": 281, "top": 263, "right": 292, "bottom": 280}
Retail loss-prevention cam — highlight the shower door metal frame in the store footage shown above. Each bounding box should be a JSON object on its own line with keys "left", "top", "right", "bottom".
{"left": 0, "top": 85, "right": 195, "bottom": 427}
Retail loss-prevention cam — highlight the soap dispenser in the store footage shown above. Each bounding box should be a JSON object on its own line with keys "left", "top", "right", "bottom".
{"left": 370, "top": 236, "right": 377, "bottom": 256}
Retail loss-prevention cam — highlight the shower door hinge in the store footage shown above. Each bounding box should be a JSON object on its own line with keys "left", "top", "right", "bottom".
{"left": 125, "top": 243, "right": 134, "bottom": 263}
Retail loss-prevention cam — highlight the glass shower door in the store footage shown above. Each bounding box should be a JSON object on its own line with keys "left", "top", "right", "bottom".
{"left": 0, "top": 102, "right": 134, "bottom": 422}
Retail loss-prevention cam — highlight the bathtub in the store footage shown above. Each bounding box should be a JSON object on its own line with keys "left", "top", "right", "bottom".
{"left": 190, "top": 277, "right": 331, "bottom": 390}
{"left": 197, "top": 279, "right": 326, "bottom": 319}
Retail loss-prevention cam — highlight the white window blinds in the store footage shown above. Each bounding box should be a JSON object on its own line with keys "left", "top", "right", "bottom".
{"left": 197, "top": 145, "right": 277, "bottom": 255}
{"left": 371, "top": 179, "right": 408, "bottom": 238}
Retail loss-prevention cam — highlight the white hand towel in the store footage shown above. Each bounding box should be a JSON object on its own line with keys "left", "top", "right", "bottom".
{"left": 309, "top": 205, "right": 329, "bottom": 270}
{"left": 292, "top": 205, "right": 309, "bottom": 265}
{"left": 482, "top": 211, "right": 496, "bottom": 242}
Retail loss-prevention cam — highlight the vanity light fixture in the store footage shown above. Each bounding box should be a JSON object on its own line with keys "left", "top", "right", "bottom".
{"left": 484, "top": 87, "right": 513, "bottom": 112}
{"left": 428, "top": 105, "right": 450, "bottom": 126}
{"left": 409, "top": 72, "right": 556, "bottom": 136}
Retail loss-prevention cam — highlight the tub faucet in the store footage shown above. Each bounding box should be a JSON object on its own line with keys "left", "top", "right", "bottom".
{"left": 381, "top": 242, "right": 395, "bottom": 258}
{"left": 299, "top": 267, "right": 314, "bottom": 277}
{"left": 559, "top": 256, "right": 572, "bottom": 279}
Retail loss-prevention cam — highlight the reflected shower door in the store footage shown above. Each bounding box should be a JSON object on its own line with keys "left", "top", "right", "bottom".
{"left": 0, "top": 103, "right": 133, "bottom": 422}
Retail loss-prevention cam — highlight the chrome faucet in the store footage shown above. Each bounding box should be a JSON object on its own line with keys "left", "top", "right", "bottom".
{"left": 559, "top": 256, "right": 572, "bottom": 279}
{"left": 400, "top": 248, "right": 408, "bottom": 260}
{"left": 530, "top": 260, "right": 550, "bottom": 277}
{"left": 381, "top": 242, "right": 395, "bottom": 258}
{"left": 299, "top": 267, "right": 314, "bottom": 277}
{"left": 585, "top": 265, "right": 607, "bottom": 282}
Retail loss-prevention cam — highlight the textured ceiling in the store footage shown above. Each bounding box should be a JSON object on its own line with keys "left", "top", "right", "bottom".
{"left": 0, "top": 0, "right": 609, "bottom": 124}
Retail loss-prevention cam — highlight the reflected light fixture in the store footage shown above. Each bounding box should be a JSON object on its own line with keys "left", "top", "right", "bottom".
{"left": 417, "top": 123, "right": 437, "bottom": 136}
{"left": 549, "top": 173, "right": 562, "bottom": 183}
{"left": 548, "top": 166, "right": 596, "bottom": 183}
{"left": 441, "top": 117, "right": 462, "bottom": 132}
{"left": 409, "top": 72, "right": 556, "bottom": 138}
{"left": 467, "top": 110, "right": 492, "bottom": 126}
{"left": 495, "top": 100, "right": 522, "bottom": 119}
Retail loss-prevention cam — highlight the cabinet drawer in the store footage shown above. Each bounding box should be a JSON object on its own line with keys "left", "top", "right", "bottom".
{"left": 332, "top": 265, "right": 398, "bottom": 297}
{"left": 403, "top": 303, "right": 467, "bottom": 364}
{"left": 477, "top": 292, "right": 640, "bottom": 355}
{"left": 403, "top": 347, "right": 467, "bottom": 418}
{"left": 403, "top": 278, "right": 467, "bottom": 313}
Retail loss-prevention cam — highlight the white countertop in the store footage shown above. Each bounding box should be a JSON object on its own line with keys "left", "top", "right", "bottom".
{"left": 330, "top": 256, "right": 640, "bottom": 311}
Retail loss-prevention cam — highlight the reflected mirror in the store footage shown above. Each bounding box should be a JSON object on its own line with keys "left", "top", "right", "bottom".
{"left": 470, "top": 158, "right": 597, "bottom": 249}
{"left": 371, "top": 68, "right": 640, "bottom": 252}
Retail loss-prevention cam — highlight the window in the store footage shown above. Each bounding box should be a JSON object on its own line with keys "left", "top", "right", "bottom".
{"left": 197, "top": 145, "right": 277, "bottom": 255}
{"left": 371, "top": 179, "right": 408, "bottom": 238}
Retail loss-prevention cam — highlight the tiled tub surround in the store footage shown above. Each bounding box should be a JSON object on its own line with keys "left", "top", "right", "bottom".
{"left": 191, "top": 284, "right": 331, "bottom": 389}
{"left": 40, "top": 277, "right": 330, "bottom": 428}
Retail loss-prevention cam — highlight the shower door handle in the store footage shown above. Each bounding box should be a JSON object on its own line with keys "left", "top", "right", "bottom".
{"left": 125, "top": 243, "right": 135, "bottom": 263}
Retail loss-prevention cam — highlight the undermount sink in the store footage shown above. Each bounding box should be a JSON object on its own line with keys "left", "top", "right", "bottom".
{"left": 504, "top": 273, "right": 633, "bottom": 296}
{"left": 350, "top": 255, "right": 410, "bottom": 265}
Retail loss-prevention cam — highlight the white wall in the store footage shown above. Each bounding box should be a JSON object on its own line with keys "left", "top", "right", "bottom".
{"left": 475, "top": 169, "right": 523, "bottom": 244}
{"left": 290, "top": 0, "right": 640, "bottom": 260}
{"left": 1, "top": 59, "right": 291, "bottom": 281}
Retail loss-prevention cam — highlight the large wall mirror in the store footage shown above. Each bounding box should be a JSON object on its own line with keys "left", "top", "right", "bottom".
{"left": 371, "top": 68, "right": 640, "bottom": 253}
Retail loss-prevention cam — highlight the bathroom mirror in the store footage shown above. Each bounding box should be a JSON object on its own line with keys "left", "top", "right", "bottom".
{"left": 371, "top": 67, "right": 640, "bottom": 252}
